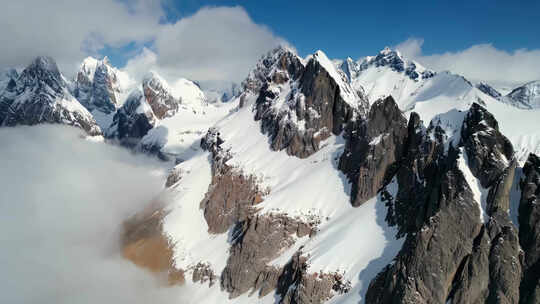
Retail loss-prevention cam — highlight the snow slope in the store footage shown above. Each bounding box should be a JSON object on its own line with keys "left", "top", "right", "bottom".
{"left": 157, "top": 91, "right": 403, "bottom": 303}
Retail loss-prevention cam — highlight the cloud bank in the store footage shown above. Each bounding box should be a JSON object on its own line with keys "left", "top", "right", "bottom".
{"left": 0, "top": 125, "right": 186, "bottom": 304}
{"left": 396, "top": 38, "right": 540, "bottom": 89}
{"left": 1, "top": 1, "right": 287, "bottom": 85}
{"left": 0, "top": 0, "right": 163, "bottom": 74}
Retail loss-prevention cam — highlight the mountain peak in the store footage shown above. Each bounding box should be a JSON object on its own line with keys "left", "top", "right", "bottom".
{"left": 503, "top": 80, "right": 540, "bottom": 109}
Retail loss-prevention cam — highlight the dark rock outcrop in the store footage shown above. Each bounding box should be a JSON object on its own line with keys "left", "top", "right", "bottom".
{"left": 460, "top": 103, "right": 514, "bottom": 188}
{"left": 73, "top": 57, "right": 122, "bottom": 114}
{"left": 519, "top": 153, "right": 540, "bottom": 304}
{"left": 0, "top": 56, "right": 101, "bottom": 135}
{"left": 366, "top": 103, "right": 521, "bottom": 304}
{"left": 339, "top": 96, "right": 408, "bottom": 206}
{"left": 252, "top": 47, "right": 367, "bottom": 158}
{"left": 106, "top": 89, "right": 157, "bottom": 147}
{"left": 142, "top": 72, "right": 180, "bottom": 119}
{"left": 476, "top": 82, "right": 502, "bottom": 99}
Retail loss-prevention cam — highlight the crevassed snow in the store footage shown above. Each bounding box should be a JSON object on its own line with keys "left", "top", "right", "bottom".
{"left": 457, "top": 148, "right": 489, "bottom": 223}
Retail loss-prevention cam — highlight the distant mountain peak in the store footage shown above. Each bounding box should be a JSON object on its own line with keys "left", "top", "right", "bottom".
{"left": 73, "top": 55, "right": 127, "bottom": 116}
{"left": 502, "top": 80, "right": 540, "bottom": 109}
{"left": 0, "top": 56, "right": 101, "bottom": 135}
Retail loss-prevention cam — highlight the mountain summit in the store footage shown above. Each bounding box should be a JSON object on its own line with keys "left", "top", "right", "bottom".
{"left": 0, "top": 56, "right": 101, "bottom": 135}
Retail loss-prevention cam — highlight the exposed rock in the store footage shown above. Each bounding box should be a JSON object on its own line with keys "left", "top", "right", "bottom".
{"left": 73, "top": 56, "right": 123, "bottom": 114}
{"left": 191, "top": 262, "right": 217, "bottom": 287}
{"left": 199, "top": 128, "right": 331, "bottom": 301}
{"left": 339, "top": 95, "right": 408, "bottom": 206}
{"left": 200, "top": 164, "right": 266, "bottom": 234}
{"left": 366, "top": 103, "right": 521, "bottom": 304}
{"left": 106, "top": 89, "right": 157, "bottom": 147}
{"left": 122, "top": 201, "right": 185, "bottom": 286}
{"left": 142, "top": 72, "right": 180, "bottom": 119}
{"left": 252, "top": 47, "right": 367, "bottom": 158}
{"left": 165, "top": 167, "right": 183, "bottom": 188}
{"left": 0, "top": 56, "right": 101, "bottom": 136}
{"left": 221, "top": 213, "right": 317, "bottom": 298}
{"left": 519, "top": 153, "right": 540, "bottom": 304}
{"left": 383, "top": 111, "right": 445, "bottom": 237}
{"left": 355, "top": 47, "right": 436, "bottom": 81}
{"left": 460, "top": 103, "right": 514, "bottom": 188}
{"left": 476, "top": 82, "right": 502, "bottom": 99}
{"left": 278, "top": 253, "right": 350, "bottom": 304}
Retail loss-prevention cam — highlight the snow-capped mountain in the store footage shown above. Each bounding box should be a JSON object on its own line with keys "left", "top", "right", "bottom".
{"left": 501, "top": 80, "right": 540, "bottom": 109}
{"left": 72, "top": 56, "right": 132, "bottom": 129}
{"left": 2, "top": 44, "right": 540, "bottom": 304}
{"left": 106, "top": 88, "right": 157, "bottom": 147}
{"left": 0, "top": 56, "right": 101, "bottom": 135}
{"left": 116, "top": 45, "right": 540, "bottom": 304}
{"left": 142, "top": 71, "right": 180, "bottom": 119}
{"left": 339, "top": 47, "right": 435, "bottom": 104}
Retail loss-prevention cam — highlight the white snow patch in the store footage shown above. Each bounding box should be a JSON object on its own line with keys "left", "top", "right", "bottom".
{"left": 161, "top": 152, "right": 230, "bottom": 273}
{"left": 457, "top": 148, "right": 489, "bottom": 223}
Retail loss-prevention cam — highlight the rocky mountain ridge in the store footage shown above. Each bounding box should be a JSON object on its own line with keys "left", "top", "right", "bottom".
{"left": 0, "top": 56, "right": 101, "bottom": 135}
{"left": 1, "top": 46, "right": 540, "bottom": 304}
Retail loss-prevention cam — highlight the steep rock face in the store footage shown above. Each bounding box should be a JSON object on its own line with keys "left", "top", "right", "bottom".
{"left": 142, "top": 72, "right": 180, "bottom": 119}
{"left": 339, "top": 96, "right": 408, "bottom": 206}
{"left": 366, "top": 103, "right": 521, "bottom": 304}
{"left": 460, "top": 103, "right": 514, "bottom": 188}
{"left": 73, "top": 57, "right": 124, "bottom": 114}
{"left": 383, "top": 112, "right": 446, "bottom": 237}
{"left": 253, "top": 47, "right": 367, "bottom": 158}
{"left": 0, "top": 56, "right": 101, "bottom": 135}
{"left": 106, "top": 89, "right": 157, "bottom": 147}
{"left": 519, "top": 153, "right": 540, "bottom": 304}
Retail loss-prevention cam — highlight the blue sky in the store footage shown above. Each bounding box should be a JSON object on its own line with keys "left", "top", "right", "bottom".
{"left": 156, "top": 0, "right": 540, "bottom": 60}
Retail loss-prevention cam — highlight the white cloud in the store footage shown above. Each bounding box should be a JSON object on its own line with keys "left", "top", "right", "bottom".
{"left": 0, "top": 0, "right": 163, "bottom": 74}
{"left": 123, "top": 6, "right": 289, "bottom": 85}
{"left": 1, "top": 2, "right": 288, "bottom": 86}
{"left": 395, "top": 38, "right": 540, "bottom": 89}
{"left": 0, "top": 125, "right": 188, "bottom": 304}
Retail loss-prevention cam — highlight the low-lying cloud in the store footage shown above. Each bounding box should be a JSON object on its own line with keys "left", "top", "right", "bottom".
{"left": 0, "top": 125, "right": 184, "bottom": 303}
{"left": 395, "top": 38, "right": 540, "bottom": 89}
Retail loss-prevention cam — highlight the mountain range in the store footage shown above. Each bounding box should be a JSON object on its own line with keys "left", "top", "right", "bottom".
{"left": 1, "top": 46, "right": 540, "bottom": 304}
